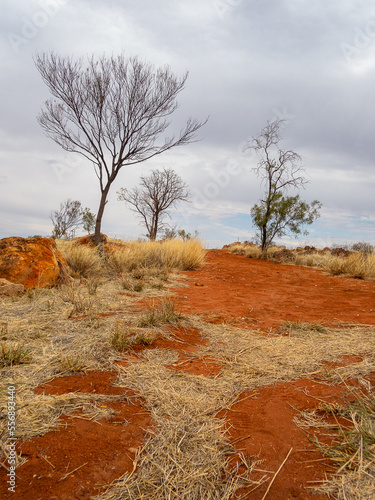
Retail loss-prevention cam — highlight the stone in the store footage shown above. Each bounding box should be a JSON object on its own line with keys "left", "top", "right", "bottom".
{"left": 0, "top": 278, "right": 26, "bottom": 297}
{"left": 74, "top": 233, "right": 108, "bottom": 247}
{"left": 0, "top": 237, "right": 70, "bottom": 288}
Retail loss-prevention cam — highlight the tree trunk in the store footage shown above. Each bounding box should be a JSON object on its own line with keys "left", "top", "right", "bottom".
{"left": 261, "top": 226, "right": 267, "bottom": 253}
{"left": 94, "top": 186, "right": 110, "bottom": 246}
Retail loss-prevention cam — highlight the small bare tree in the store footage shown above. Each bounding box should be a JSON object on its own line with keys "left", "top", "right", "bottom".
{"left": 117, "top": 168, "right": 190, "bottom": 240}
{"left": 35, "top": 52, "right": 206, "bottom": 246}
{"left": 50, "top": 199, "right": 83, "bottom": 239}
{"left": 50, "top": 200, "right": 96, "bottom": 239}
{"left": 245, "top": 119, "right": 321, "bottom": 251}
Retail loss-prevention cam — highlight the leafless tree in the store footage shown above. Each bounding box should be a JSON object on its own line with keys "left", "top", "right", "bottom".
{"left": 35, "top": 52, "right": 206, "bottom": 246}
{"left": 245, "top": 119, "right": 321, "bottom": 251}
{"left": 117, "top": 168, "right": 190, "bottom": 240}
{"left": 50, "top": 199, "right": 83, "bottom": 239}
{"left": 50, "top": 199, "right": 96, "bottom": 239}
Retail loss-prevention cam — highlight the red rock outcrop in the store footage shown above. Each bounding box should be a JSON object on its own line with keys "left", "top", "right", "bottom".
{"left": 74, "top": 233, "right": 108, "bottom": 247}
{"left": 0, "top": 237, "right": 70, "bottom": 288}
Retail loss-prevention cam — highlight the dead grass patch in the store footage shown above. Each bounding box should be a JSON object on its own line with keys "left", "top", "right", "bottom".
{"left": 0, "top": 341, "right": 32, "bottom": 367}
{"left": 189, "top": 318, "right": 375, "bottom": 391}
{"left": 325, "top": 252, "right": 375, "bottom": 280}
{"left": 225, "top": 242, "right": 375, "bottom": 280}
{"left": 295, "top": 390, "right": 375, "bottom": 499}
{"left": 97, "top": 349, "right": 262, "bottom": 499}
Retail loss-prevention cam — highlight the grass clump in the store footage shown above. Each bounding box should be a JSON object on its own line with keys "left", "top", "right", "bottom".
{"left": 110, "top": 321, "right": 156, "bottom": 350}
{"left": 119, "top": 275, "right": 145, "bottom": 293}
{"left": 111, "top": 321, "right": 134, "bottom": 351}
{"left": 135, "top": 333, "right": 155, "bottom": 346}
{"left": 56, "top": 240, "right": 103, "bottom": 278}
{"left": 57, "top": 238, "right": 205, "bottom": 278}
{"left": 59, "top": 354, "right": 87, "bottom": 374}
{"left": 0, "top": 342, "right": 32, "bottom": 367}
{"left": 106, "top": 238, "right": 206, "bottom": 273}
{"left": 278, "top": 320, "right": 328, "bottom": 336}
{"left": 325, "top": 253, "right": 375, "bottom": 280}
{"left": 138, "top": 298, "right": 182, "bottom": 327}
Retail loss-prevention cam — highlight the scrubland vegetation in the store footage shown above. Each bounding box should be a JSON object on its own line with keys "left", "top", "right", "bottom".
{"left": 57, "top": 237, "right": 206, "bottom": 278}
{"left": 225, "top": 241, "right": 375, "bottom": 281}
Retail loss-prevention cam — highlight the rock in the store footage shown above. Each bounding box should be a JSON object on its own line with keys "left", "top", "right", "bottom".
{"left": 0, "top": 278, "right": 26, "bottom": 296}
{"left": 272, "top": 249, "right": 294, "bottom": 262}
{"left": 330, "top": 248, "right": 351, "bottom": 257}
{"left": 0, "top": 237, "right": 70, "bottom": 288}
{"left": 74, "top": 233, "right": 108, "bottom": 247}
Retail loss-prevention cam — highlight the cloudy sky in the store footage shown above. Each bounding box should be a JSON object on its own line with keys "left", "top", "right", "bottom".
{"left": 1, "top": 0, "right": 374, "bottom": 248}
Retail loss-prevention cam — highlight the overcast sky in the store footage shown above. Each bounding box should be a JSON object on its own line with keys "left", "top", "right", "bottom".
{"left": 1, "top": 0, "right": 374, "bottom": 247}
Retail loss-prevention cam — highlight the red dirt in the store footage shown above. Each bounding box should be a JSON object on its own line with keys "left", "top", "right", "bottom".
{"left": 174, "top": 250, "right": 375, "bottom": 329}
{"left": 1, "top": 249, "right": 375, "bottom": 499}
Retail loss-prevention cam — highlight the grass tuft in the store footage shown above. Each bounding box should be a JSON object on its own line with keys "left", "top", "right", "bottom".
{"left": 138, "top": 298, "right": 182, "bottom": 327}
{"left": 0, "top": 342, "right": 32, "bottom": 367}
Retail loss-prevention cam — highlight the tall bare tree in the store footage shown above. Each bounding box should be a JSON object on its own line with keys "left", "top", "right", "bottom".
{"left": 35, "top": 53, "right": 206, "bottom": 245}
{"left": 117, "top": 168, "right": 190, "bottom": 240}
{"left": 245, "top": 119, "right": 321, "bottom": 251}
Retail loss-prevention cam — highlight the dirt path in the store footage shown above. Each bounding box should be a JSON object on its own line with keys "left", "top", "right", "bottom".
{"left": 2, "top": 250, "right": 375, "bottom": 499}
{"left": 175, "top": 249, "right": 375, "bottom": 329}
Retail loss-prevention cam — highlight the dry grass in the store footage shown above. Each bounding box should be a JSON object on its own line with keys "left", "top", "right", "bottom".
{"left": 189, "top": 318, "right": 375, "bottom": 391}
{"left": 0, "top": 278, "right": 142, "bottom": 465}
{"left": 106, "top": 238, "right": 206, "bottom": 274}
{"left": 225, "top": 242, "right": 375, "bottom": 280}
{"left": 326, "top": 252, "right": 375, "bottom": 280}
{"left": 97, "top": 320, "right": 375, "bottom": 500}
{"left": 0, "top": 341, "right": 32, "bottom": 367}
{"left": 97, "top": 348, "right": 262, "bottom": 500}
{"left": 56, "top": 239, "right": 103, "bottom": 278}
{"left": 138, "top": 298, "right": 183, "bottom": 327}
{"left": 56, "top": 238, "right": 206, "bottom": 279}
{"left": 295, "top": 390, "right": 375, "bottom": 499}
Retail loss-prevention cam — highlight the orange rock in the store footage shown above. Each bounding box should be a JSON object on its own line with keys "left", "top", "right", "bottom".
{"left": 74, "top": 233, "right": 108, "bottom": 247}
{"left": 0, "top": 237, "right": 70, "bottom": 288}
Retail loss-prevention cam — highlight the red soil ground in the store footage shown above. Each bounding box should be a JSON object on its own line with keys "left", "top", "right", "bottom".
{"left": 1, "top": 249, "right": 375, "bottom": 499}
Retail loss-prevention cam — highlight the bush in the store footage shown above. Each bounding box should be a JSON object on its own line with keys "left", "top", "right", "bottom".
{"left": 325, "top": 253, "right": 375, "bottom": 280}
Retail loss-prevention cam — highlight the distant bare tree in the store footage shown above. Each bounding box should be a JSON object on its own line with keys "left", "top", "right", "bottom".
{"left": 35, "top": 52, "right": 206, "bottom": 246}
{"left": 245, "top": 119, "right": 321, "bottom": 251}
{"left": 117, "top": 168, "right": 190, "bottom": 240}
{"left": 50, "top": 200, "right": 96, "bottom": 239}
{"left": 50, "top": 199, "right": 83, "bottom": 239}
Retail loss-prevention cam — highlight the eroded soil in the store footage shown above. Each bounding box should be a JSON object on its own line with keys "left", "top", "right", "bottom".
{"left": 1, "top": 249, "right": 375, "bottom": 499}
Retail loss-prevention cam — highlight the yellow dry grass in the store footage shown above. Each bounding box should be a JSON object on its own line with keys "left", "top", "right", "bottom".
{"left": 225, "top": 242, "right": 375, "bottom": 280}
{"left": 57, "top": 237, "right": 206, "bottom": 278}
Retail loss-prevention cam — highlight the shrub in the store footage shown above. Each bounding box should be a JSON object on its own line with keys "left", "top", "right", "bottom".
{"left": 56, "top": 240, "right": 102, "bottom": 278}
{"left": 325, "top": 253, "right": 375, "bottom": 280}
